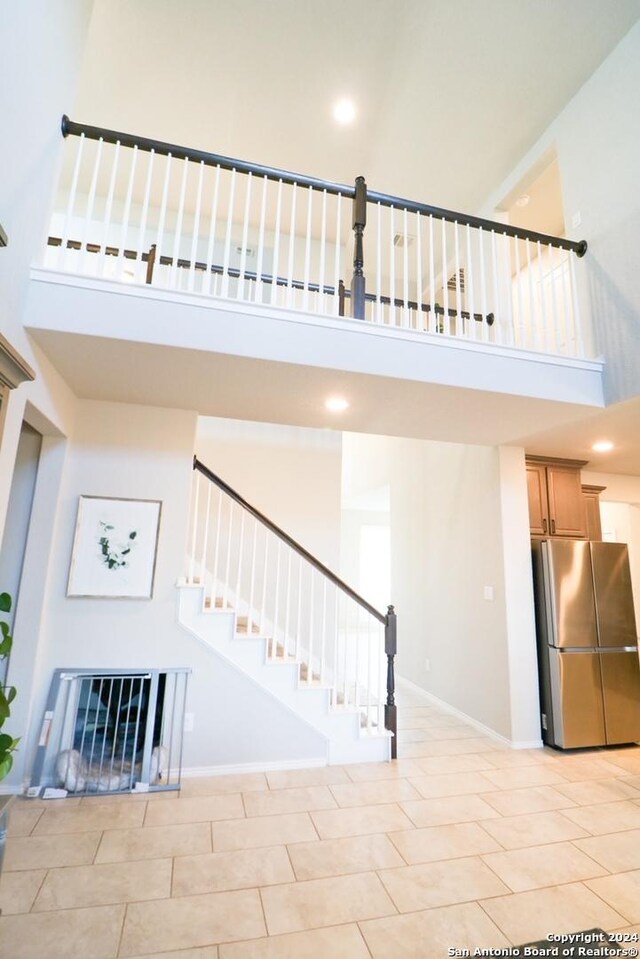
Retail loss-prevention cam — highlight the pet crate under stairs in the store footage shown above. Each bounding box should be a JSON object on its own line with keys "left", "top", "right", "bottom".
{"left": 28, "top": 668, "right": 190, "bottom": 797}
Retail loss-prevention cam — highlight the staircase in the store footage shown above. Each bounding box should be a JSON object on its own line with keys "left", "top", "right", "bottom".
{"left": 177, "top": 457, "right": 396, "bottom": 765}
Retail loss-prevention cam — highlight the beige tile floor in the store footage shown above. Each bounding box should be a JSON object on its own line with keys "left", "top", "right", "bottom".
{"left": 2, "top": 685, "right": 640, "bottom": 958}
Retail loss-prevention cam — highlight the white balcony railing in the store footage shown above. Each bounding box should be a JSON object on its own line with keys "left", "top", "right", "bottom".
{"left": 43, "top": 116, "right": 589, "bottom": 360}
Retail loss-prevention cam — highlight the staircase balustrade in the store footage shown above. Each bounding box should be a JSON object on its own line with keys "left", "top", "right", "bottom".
{"left": 45, "top": 115, "right": 588, "bottom": 361}
{"left": 186, "top": 458, "right": 397, "bottom": 754}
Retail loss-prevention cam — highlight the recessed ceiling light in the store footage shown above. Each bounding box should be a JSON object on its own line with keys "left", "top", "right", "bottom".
{"left": 332, "top": 98, "right": 356, "bottom": 125}
{"left": 325, "top": 396, "right": 349, "bottom": 413}
{"left": 515, "top": 194, "right": 531, "bottom": 208}
{"left": 592, "top": 440, "right": 614, "bottom": 453}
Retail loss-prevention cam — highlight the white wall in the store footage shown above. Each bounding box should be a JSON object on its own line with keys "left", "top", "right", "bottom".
{"left": 583, "top": 469, "right": 640, "bottom": 635}
{"left": 196, "top": 417, "right": 343, "bottom": 571}
{"left": 341, "top": 433, "right": 540, "bottom": 743}
{"left": 481, "top": 22, "right": 640, "bottom": 404}
{"left": 5, "top": 401, "right": 326, "bottom": 790}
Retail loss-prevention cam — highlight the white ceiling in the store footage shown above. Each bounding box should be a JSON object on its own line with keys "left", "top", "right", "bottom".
{"left": 76, "top": 0, "right": 640, "bottom": 213}
{"left": 64, "top": 1, "right": 640, "bottom": 474}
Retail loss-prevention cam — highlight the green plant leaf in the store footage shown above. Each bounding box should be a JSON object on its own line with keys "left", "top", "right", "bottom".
{"left": 0, "top": 690, "right": 9, "bottom": 722}
{"left": 0, "top": 754, "right": 13, "bottom": 780}
{"left": 1, "top": 621, "right": 9, "bottom": 637}
{"left": 0, "top": 636, "right": 12, "bottom": 658}
{"left": 0, "top": 733, "right": 12, "bottom": 752}
{"left": 0, "top": 593, "right": 11, "bottom": 613}
{"left": 5, "top": 686, "right": 17, "bottom": 705}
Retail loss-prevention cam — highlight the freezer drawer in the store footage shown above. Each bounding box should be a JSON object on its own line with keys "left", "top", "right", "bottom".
{"left": 591, "top": 542, "right": 637, "bottom": 648}
{"left": 548, "top": 648, "right": 606, "bottom": 748}
{"left": 600, "top": 649, "right": 640, "bottom": 744}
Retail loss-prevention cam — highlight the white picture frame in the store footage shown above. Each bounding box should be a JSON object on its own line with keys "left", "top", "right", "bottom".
{"left": 67, "top": 496, "right": 162, "bottom": 599}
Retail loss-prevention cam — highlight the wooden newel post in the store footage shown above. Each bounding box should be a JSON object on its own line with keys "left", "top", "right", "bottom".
{"left": 350, "top": 175, "right": 367, "bottom": 319}
{"left": 384, "top": 604, "right": 397, "bottom": 759}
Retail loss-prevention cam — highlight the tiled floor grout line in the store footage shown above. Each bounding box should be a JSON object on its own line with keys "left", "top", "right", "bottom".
{"left": 115, "top": 901, "right": 128, "bottom": 958}
{"left": 476, "top": 897, "right": 518, "bottom": 947}
{"left": 28, "top": 867, "right": 49, "bottom": 913}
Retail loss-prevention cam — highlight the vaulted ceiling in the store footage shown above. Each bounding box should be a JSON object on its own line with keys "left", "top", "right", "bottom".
{"left": 76, "top": 0, "right": 640, "bottom": 213}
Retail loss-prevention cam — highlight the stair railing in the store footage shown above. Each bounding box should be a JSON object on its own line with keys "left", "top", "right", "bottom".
{"left": 47, "top": 115, "right": 589, "bottom": 361}
{"left": 186, "top": 457, "right": 397, "bottom": 755}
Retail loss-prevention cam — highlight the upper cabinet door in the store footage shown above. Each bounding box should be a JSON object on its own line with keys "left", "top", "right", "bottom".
{"left": 526, "top": 463, "right": 550, "bottom": 536}
{"left": 546, "top": 466, "right": 587, "bottom": 538}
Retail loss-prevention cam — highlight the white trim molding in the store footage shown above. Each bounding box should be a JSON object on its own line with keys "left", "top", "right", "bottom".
{"left": 397, "top": 676, "right": 544, "bottom": 750}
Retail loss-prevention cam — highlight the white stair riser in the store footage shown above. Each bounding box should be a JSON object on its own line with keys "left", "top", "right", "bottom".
{"left": 177, "top": 586, "right": 390, "bottom": 763}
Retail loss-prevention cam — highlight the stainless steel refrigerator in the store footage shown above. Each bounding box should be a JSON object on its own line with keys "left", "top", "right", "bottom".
{"left": 532, "top": 539, "right": 640, "bottom": 749}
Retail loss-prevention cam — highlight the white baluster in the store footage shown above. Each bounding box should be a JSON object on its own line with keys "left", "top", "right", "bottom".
{"left": 284, "top": 549, "right": 292, "bottom": 658}
{"left": 247, "top": 518, "right": 258, "bottom": 634}
{"left": 513, "top": 236, "right": 524, "bottom": 346}
{"left": 261, "top": 535, "right": 270, "bottom": 648}
{"left": 389, "top": 205, "right": 396, "bottom": 327}
{"left": 221, "top": 168, "right": 237, "bottom": 298}
{"left": 200, "top": 483, "right": 212, "bottom": 598}
{"left": 318, "top": 189, "right": 327, "bottom": 313}
{"left": 333, "top": 193, "right": 343, "bottom": 316}
{"left": 155, "top": 152, "right": 173, "bottom": 288}
{"left": 442, "top": 219, "right": 450, "bottom": 335}
{"left": 223, "top": 501, "right": 234, "bottom": 609}
{"left": 295, "top": 555, "right": 303, "bottom": 662}
{"left": 80, "top": 137, "right": 104, "bottom": 275}
{"left": 59, "top": 132, "right": 85, "bottom": 271}
{"left": 501, "top": 233, "right": 515, "bottom": 346}
{"left": 366, "top": 615, "right": 372, "bottom": 731}
{"left": 453, "top": 220, "right": 462, "bottom": 337}
{"left": 236, "top": 510, "right": 246, "bottom": 612}
{"left": 465, "top": 223, "right": 476, "bottom": 340}
{"left": 188, "top": 161, "right": 205, "bottom": 292}
{"left": 354, "top": 605, "right": 360, "bottom": 709}
{"left": 271, "top": 179, "right": 283, "bottom": 307}
{"left": 428, "top": 214, "right": 436, "bottom": 334}
{"left": 536, "top": 241, "right": 548, "bottom": 353}
{"left": 255, "top": 175, "right": 268, "bottom": 304}
{"left": 561, "top": 252, "right": 576, "bottom": 356}
{"left": 286, "top": 183, "right": 297, "bottom": 307}
{"left": 415, "top": 211, "right": 423, "bottom": 332}
{"left": 402, "top": 207, "right": 409, "bottom": 328}
{"left": 303, "top": 186, "right": 313, "bottom": 311}
{"left": 273, "top": 540, "right": 282, "bottom": 657}
{"left": 548, "top": 246, "right": 561, "bottom": 354}
{"left": 342, "top": 595, "right": 349, "bottom": 706}
{"left": 212, "top": 488, "right": 223, "bottom": 604}
{"left": 117, "top": 144, "right": 138, "bottom": 281}
{"left": 170, "top": 156, "right": 190, "bottom": 290}
{"left": 237, "top": 171, "right": 252, "bottom": 302}
{"left": 569, "top": 250, "right": 584, "bottom": 357}
{"left": 138, "top": 148, "right": 155, "bottom": 280}
{"left": 320, "top": 579, "right": 327, "bottom": 685}
{"left": 376, "top": 202, "right": 382, "bottom": 323}
{"left": 203, "top": 164, "right": 221, "bottom": 296}
{"left": 98, "top": 140, "right": 120, "bottom": 279}
{"left": 525, "top": 239, "right": 537, "bottom": 351}
{"left": 478, "top": 226, "right": 489, "bottom": 342}
{"left": 333, "top": 588, "right": 339, "bottom": 707}
{"left": 490, "top": 230, "right": 500, "bottom": 344}
{"left": 307, "top": 569, "right": 314, "bottom": 685}
{"left": 188, "top": 470, "right": 201, "bottom": 585}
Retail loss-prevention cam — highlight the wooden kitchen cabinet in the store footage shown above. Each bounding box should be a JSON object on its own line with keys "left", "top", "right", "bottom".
{"left": 582, "top": 484, "right": 605, "bottom": 540}
{"left": 526, "top": 456, "right": 588, "bottom": 539}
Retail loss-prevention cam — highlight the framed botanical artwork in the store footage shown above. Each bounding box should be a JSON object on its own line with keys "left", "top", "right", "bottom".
{"left": 67, "top": 496, "right": 162, "bottom": 599}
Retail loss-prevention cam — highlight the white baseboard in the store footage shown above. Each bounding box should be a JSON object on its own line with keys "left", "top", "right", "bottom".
{"left": 396, "top": 676, "right": 543, "bottom": 750}
{"left": 179, "top": 756, "right": 328, "bottom": 778}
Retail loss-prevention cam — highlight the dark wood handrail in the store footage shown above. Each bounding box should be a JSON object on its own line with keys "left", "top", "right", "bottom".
{"left": 367, "top": 188, "right": 587, "bottom": 257}
{"left": 193, "top": 457, "right": 387, "bottom": 624}
{"left": 61, "top": 115, "right": 586, "bottom": 257}
{"left": 61, "top": 116, "right": 355, "bottom": 199}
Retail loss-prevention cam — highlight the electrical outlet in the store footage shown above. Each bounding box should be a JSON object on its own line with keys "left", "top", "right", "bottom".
{"left": 483, "top": 586, "right": 494, "bottom": 601}
{"left": 571, "top": 211, "right": 582, "bottom": 229}
{"left": 424, "top": 658, "right": 430, "bottom": 672}
{"left": 183, "top": 712, "right": 194, "bottom": 733}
